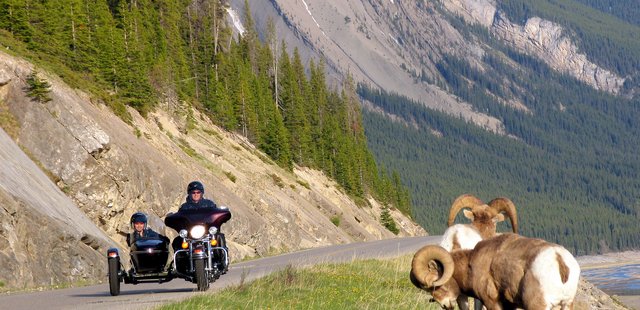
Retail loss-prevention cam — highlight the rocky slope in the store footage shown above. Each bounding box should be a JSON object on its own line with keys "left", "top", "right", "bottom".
{"left": 0, "top": 50, "right": 424, "bottom": 289}
{"left": 232, "top": 0, "right": 626, "bottom": 132}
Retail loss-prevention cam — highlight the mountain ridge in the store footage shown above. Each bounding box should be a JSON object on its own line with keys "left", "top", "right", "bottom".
{"left": 237, "top": 0, "right": 640, "bottom": 254}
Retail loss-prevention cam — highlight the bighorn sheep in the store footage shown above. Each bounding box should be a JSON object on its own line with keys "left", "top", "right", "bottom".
{"left": 444, "top": 194, "right": 518, "bottom": 249}
{"left": 440, "top": 194, "right": 518, "bottom": 310}
{"left": 411, "top": 233, "right": 580, "bottom": 310}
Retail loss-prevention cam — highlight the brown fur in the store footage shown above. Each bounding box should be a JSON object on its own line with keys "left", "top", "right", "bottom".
{"left": 470, "top": 206, "right": 499, "bottom": 239}
{"left": 452, "top": 234, "right": 461, "bottom": 250}
{"left": 557, "top": 253, "right": 570, "bottom": 283}
{"left": 413, "top": 234, "right": 578, "bottom": 310}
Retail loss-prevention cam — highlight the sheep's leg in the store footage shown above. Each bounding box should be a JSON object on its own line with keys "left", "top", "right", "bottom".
{"left": 478, "top": 300, "right": 503, "bottom": 310}
{"left": 456, "top": 295, "right": 470, "bottom": 310}
{"left": 521, "top": 273, "right": 548, "bottom": 310}
{"left": 473, "top": 298, "right": 485, "bottom": 310}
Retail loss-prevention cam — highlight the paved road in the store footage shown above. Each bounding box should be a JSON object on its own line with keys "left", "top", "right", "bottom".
{"left": 0, "top": 235, "right": 440, "bottom": 310}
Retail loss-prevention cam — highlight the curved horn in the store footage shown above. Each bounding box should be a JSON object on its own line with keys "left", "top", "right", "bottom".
{"left": 410, "top": 245, "right": 455, "bottom": 288}
{"left": 488, "top": 197, "right": 518, "bottom": 233}
{"left": 448, "top": 194, "right": 484, "bottom": 226}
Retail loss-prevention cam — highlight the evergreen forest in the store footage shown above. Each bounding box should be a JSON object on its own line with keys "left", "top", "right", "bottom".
{"left": 0, "top": 0, "right": 411, "bottom": 224}
{"left": 1, "top": 0, "right": 639, "bottom": 255}
{"left": 360, "top": 3, "right": 640, "bottom": 254}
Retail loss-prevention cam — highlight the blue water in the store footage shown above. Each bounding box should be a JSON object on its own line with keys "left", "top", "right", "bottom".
{"left": 582, "top": 263, "right": 640, "bottom": 296}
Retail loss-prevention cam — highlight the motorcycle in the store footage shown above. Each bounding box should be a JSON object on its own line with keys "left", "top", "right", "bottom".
{"left": 107, "top": 206, "right": 231, "bottom": 295}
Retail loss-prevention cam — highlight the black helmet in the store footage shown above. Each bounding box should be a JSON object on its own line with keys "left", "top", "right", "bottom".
{"left": 187, "top": 181, "right": 204, "bottom": 193}
{"left": 130, "top": 212, "right": 148, "bottom": 229}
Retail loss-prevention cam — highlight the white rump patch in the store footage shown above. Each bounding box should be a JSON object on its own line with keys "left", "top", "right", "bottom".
{"left": 440, "top": 224, "right": 483, "bottom": 251}
{"left": 530, "top": 246, "right": 580, "bottom": 307}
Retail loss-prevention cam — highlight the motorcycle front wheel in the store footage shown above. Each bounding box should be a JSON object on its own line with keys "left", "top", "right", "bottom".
{"left": 195, "top": 258, "right": 209, "bottom": 291}
{"left": 108, "top": 258, "right": 121, "bottom": 296}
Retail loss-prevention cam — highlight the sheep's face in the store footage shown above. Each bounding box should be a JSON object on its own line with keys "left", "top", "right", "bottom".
{"left": 465, "top": 207, "right": 505, "bottom": 239}
{"left": 429, "top": 283, "right": 460, "bottom": 310}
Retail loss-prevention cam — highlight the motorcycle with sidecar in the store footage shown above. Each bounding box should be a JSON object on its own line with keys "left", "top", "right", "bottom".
{"left": 106, "top": 206, "right": 231, "bottom": 295}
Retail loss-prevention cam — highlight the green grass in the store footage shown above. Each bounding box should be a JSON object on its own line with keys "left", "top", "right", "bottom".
{"left": 270, "top": 173, "right": 285, "bottom": 188}
{"left": 224, "top": 171, "right": 237, "bottom": 183}
{"left": 330, "top": 215, "right": 341, "bottom": 227}
{"left": 0, "top": 31, "right": 133, "bottom": 124}
{"left": 296, "top": 179, "right": 311, "bottom": 190}
{"left": 159, "top": 255, "right": 438, "bottom": 310}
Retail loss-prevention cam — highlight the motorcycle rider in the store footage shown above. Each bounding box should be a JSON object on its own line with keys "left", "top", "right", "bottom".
{"left": 170, "top": 181, "right": 229, "bottom": 274}
{"left": 171, "top": 181, "right": 227, "bottom": 250}
{"left": 179, "top": 181, "right": 217, "bottom": 211}
{"left": 127, "top": 212, "right": 169, "bottom": 246}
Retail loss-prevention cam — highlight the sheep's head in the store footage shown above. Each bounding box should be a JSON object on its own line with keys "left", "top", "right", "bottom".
{"left": 447, "top": 194, "right": 518, "bottom": 239}
{"left": 410, "top": 245, "right": 459, "bottom": 309}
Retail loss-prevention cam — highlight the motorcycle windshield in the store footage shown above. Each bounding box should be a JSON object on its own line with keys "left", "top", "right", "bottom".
{"left": 164, "top": 207, "right": 231, "bottom": 232}
{"left": 131, "top": 238, "right": 168, "bottom": 251}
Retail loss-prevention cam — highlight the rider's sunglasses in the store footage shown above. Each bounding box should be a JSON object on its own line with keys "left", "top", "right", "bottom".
{"left": 190, "top": 190, "right": 202, "bottom": 195}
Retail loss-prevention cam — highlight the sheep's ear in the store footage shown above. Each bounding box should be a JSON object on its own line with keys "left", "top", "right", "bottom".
{"left": 463, "top": 209, "right": 474, "bottom": 220}
{"left": 428, "top": 260, "right": 441, "bottom": 272}
{"left": 425, "top": 260, "right": 443, "bottom": 285}
{"left": 493, "top": 213, "right": 505, "bottom": 223}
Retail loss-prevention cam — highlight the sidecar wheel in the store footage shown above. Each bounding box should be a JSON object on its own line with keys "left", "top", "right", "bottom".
{"left": 108, "top": 258, "right": 121, "bottom": 296}
{"left": 195, "top": 259, "right": 209, "bottom": 291}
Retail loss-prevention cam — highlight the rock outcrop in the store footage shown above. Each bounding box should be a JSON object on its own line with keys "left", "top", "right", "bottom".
{"left": 235, "top": 0, "right": 627, "bottom": 136}
{"left": 0, "top": 50, "right": 424, "bottom": 289}
{"left": 0, "top": 128, "right": 115, "bottom": 288}
{"left": 443, "top": 0, "right": 626, "bottom": 94}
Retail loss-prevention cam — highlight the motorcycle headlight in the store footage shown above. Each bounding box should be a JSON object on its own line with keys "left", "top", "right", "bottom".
{"left": 208, "top": 226, "right": 218, "bottom": 235}
{"left": 190, "top": 225, "right": 206, "bottom": 239}
{"left": 179, "top": 229, "right": 188, "bottom": 238}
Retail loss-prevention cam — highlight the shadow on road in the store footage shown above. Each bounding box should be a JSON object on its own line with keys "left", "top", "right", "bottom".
{"left": 71, "top": 287, "right": 194, "bottom": 298}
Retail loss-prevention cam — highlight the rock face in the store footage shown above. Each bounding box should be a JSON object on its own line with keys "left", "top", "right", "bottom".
{"left": 234, "top": 0, "right": 627, "bottom": 134}
{"left": 0, "top": 50, "right": 425, "bottom": 289}
{"left": 443, "top": 0, "right": 625, "bottom": 94}
{"left": 232, "top": 0, "right": 507, "bottom": 134}
{"left": 0, "top": 128, "right": 115, "bottom": 288}
{"left": 575, "top": 278, "right": 629, "bottom": 310}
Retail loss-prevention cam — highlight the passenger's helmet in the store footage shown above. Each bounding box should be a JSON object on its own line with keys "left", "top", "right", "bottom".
{"left": 187, "top": 181, "right": 204, "bottom": 194}
{"left": 130, "top": 212, "right": 148, "bottom": 229}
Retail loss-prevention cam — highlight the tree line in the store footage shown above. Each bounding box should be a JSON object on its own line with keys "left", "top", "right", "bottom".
{"left": 358, "top": 24, "right": 640, "bottom": 254}
{"left": 0, "top": 0, "right": 411, "bottom": 226}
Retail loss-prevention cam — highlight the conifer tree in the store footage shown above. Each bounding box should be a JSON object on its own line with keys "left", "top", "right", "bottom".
{"left": 291, "top": 48, "right": 314, "bottom": 165}
{"left": 0, "top": 0, "right": 33, "bottom": 43}
{"left": 309, "top": 59, "right": 330, "bottom": 169}
{"left": 241, "top": 0, "right": 259, "bottom": 72}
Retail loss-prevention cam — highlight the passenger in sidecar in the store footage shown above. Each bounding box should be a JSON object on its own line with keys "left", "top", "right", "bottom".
{"left": 107, "top": 212, "right": 173, "bottom": 295}
{"left": 127, "top": 212, "right": 169, "bottom": 246}
{"left": 127, "top": 212, "right": 171, "bottom": 274}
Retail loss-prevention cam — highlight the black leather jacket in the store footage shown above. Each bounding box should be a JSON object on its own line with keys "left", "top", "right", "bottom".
{"left": 178, "top": 196, "right": 217, "bottom": 211}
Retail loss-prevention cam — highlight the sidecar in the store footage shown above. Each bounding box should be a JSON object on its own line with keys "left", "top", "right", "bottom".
{"left": 107, "top": 236, "right": 173, "bottom": 296}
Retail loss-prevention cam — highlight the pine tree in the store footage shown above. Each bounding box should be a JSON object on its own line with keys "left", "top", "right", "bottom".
{"left": 380, "top": 206, "right": 399, "bottom": 235}
{"left": 291, "top": 48, "right": 314, "bottom": 165}
{"left": 0, "top": 0, "right": 33, "bottom": 43}
{"left": 25, "top": 71, "right": 52, "bottom": 103}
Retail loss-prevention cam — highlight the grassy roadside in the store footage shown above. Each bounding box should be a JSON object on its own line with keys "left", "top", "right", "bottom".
{"left": 159, "top": 255, "right": 439, "bottom": 310}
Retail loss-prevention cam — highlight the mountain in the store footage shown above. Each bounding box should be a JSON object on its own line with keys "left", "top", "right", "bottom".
{"left": 0, "top": 1, "right": 424, "bottom": 289}
{"left": 0, "top": 0, "right": 638, "bottom": 290}
{"left": 235, "top": 0, "right": 640, "bottom": 254}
